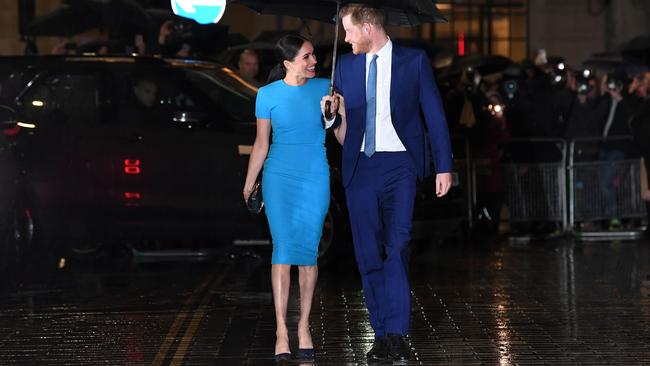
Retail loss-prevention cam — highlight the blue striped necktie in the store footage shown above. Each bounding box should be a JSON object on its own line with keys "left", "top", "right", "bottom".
{"left": 364, "top": 54, "right": 378, "bottom": 157}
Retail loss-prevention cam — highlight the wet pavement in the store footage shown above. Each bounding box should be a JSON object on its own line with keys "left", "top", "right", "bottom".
{"left": 1, "top": 238, "right": 650, "bottom": 365}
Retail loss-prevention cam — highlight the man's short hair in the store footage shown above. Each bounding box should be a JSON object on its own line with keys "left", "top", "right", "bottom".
{"left": 239, "top": 49, "right": 258, "bottom": 61}
{"left": 339, "top": 4, "right": 386, "bottom": 27}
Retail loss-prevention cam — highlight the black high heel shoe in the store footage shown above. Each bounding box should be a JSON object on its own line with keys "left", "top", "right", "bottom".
{"left": 274, "top": 352, "right": 291, "bottom": 363}
{"left": 297, "top": 348, "right": 315, "bottom": 361}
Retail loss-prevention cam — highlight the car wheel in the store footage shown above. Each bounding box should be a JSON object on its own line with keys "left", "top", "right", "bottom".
{"left": 12, "top": 200, "right": 35, "bottom": 267}
{"left": 68, "top": 240, "right": 105, "bottom": 258}
{"left": 0, "top": 208, "right": 15, "bottom": 273}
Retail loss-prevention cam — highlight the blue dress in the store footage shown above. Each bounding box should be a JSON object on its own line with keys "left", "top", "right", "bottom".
{"left": 256, "top": 78, "right": 330, "bottom": 265}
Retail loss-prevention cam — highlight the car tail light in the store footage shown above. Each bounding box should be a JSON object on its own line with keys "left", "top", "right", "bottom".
{"left": 123, "top": 191, "right": 141, "bottom": 207}
{"left": 124, "top": 159, "right": 140, "bottom": 174}
{"left": 2, "top": 125, "right": 20, "bottom": 136}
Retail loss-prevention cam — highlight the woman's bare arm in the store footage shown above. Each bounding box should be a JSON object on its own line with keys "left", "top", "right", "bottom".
{"left": 243, "top": 118, "right": 271, "bottom": 200}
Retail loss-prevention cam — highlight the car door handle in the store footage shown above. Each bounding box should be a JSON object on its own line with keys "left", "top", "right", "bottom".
{"left": 238, "top": 145, "right": 252, "bottom": 156}
{"left": 123, "top": 134, "right": 144, "bottom": 142}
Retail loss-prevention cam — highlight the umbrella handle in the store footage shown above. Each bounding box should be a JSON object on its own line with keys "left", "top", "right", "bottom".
{"left": 324, "top": 101, "right": 333, "bottom": 120}
{"left": 324, "top": 1, "right": 341, "bottom": 124}
{"left": 324, "top": 86, "right": 334, "bottom": 121}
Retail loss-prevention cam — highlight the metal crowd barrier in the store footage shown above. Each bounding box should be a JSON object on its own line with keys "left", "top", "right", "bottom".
{"left": 499, "top": 138, "right": 569, "bottom": 230}
{"left": 568, "top": 136, "right": 646, "bottom": 239}
{"left": 429, "top": 136, "right": 645, "bottom": 240}
{"left": 414, "top": 136, "right": 474, "bottom": 240}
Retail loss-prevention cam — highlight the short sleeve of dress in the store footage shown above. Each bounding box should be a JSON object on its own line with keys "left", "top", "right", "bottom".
{"left": 255, "top": 86, "right": 271, "bottom": 119}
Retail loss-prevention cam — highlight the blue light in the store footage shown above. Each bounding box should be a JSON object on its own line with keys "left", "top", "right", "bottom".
{"left": 171, "top": 0, "right": 226, "bottom": 24}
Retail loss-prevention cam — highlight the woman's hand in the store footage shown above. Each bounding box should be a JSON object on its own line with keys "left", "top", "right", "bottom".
{"left": 320, "top": 94, "right": 339, "bottom": 117}
{"left": 243, "top": 185, "right": 254, "bottom": 201}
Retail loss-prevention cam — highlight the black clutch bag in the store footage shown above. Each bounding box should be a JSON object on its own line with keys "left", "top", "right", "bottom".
{"left": 246, "top": 180, "right": 264, "bottom": 214}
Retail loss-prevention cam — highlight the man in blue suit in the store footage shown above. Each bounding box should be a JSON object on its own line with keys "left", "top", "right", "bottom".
{"left": 322, "top": 3, "right": 453, "bottom": 363}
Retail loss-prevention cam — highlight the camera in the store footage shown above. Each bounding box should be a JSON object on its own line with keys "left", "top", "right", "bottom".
{"left": 463, "top": 67, "right": 478, "bottom": 93}
{"left": 575, "top": 70, "right": 593, "bottom": 95}
{"left": 502, "top": 79, "right": 518, "bottom": 99}
{"left": 550, "top": 69, "right": 566, "bottom": 88}
{"left": 487, "top": 102, "right": 505, "bottom": 117}
{"left": 606, "top": 72, "right": 625, "bottom": 91}
{"left": 576, "top": 78, "right": 591, "bottom": 95}
{"left": 465, "top": 67, "right": 476, "bottom": 82}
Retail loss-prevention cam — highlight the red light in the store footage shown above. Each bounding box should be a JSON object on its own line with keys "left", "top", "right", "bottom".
{"left": 124, "top": 159, "right": 141, "bottom": 174}
{"left": 458, "top": 32, "right": 465, "bottom": 56}
{"left": 2, "top": 125, "right": 20, "bottom": 136}
{"left": 123, "top": 192, "right": 141, "bottom": 199}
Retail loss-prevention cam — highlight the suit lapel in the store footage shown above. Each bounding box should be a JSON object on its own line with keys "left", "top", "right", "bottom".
{"left": 390, "top": 45, "right": 405, "bottom": 118}
{"left": 352, "top": 54, "right": 367, "bottom": 130}
{"left": 353, "top": 54, "right": 366, "bottom": 102}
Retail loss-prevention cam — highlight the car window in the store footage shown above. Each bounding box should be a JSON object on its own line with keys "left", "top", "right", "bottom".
{"left": 20, "top": 72, "right": 102, "bottom": 127}
{"left": 111, "top": 67, "right": 216, "bottom": 130}
{"left": 184, "top": 68, "right": 256, "bottom": 124}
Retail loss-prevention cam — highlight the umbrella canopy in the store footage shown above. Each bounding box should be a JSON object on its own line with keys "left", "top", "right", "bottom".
{"left": 437, "top": 54, "right": 513, "bottom": 80}
{"left": 618, "top": 35, "right": 650, "bottom": 66}
{"left": 229, "top": 0, "right": 447, "bottom": 26}
{"left": 24, "top": 5, "right": 103, "bottom": 37}
{"left": 24, "top": 0, "right": 153, "bottom": 38}
{"left": 227, "top": 0, "right": 447, "bottom": 112}
{"left": 583, "top": 51, "right": 649, "bottom": 76}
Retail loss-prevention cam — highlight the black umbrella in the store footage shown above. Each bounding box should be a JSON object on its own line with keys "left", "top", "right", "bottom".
{"left": 24, "top": 4, "right": 103, "bottom": 36}
{"left": 230, "top": 0, "right": 447, "bottom": 26}
{"left": 619, "top": 35, "right": 650, "bottom": 66}
{"left": 438, "top": 54, "right": 513, "bottom": 80}
{"left": 228, "top": 0, "right": 447, "bottom": 116}
{"left": 24, "top": 0, "right": 153, "bottom": 38}
{"left": 583, "top": 51, "right": 649, "bottom": 76}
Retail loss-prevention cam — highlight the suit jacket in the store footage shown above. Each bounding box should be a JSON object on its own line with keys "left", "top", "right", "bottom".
{"left": 333, "top": 44, "right": 453, "bottom": 186}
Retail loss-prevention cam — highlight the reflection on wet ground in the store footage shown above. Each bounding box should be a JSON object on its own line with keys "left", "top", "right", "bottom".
{"left": 0, "top": 238, "right": 649, "bottom": 365}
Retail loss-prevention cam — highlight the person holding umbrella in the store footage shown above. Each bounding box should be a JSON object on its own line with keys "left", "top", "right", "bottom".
{"left": 243, "top": 34, "right": 330, "bottom": 363}
{"left": 322, "top": 3, "right": 453, "bottom": 363}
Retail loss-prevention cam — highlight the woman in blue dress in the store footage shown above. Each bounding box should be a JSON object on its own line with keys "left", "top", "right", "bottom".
{"left": 243, "top": 35, "right": 330, "bottom": 362}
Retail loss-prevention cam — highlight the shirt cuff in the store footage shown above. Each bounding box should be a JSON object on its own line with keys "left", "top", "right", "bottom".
{"left": 323, "top": 115, "right": 337, "bottom": 129}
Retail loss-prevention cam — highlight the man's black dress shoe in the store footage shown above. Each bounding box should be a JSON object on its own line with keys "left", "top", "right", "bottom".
{"left": 387, "top": 333, "right": 414, "bottom": 362}
{"left": 366, "top": 337, "right": 389, "bottom": 361}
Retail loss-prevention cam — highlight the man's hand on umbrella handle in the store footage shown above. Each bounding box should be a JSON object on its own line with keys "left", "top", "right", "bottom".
{"left": 333, "top": 93, "right": 345, "bottom": 117}
{"left": 436, "top": 172, "right": 452, "bottom": 197}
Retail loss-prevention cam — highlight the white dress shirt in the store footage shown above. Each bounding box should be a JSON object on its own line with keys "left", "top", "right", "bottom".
{"left": 360, "top": 39, "right": 406, "bottom": 153}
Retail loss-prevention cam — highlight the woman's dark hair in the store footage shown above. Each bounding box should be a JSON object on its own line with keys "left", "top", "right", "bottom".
{"left": 267, "top": 34, "right": 311, "bottom": 83}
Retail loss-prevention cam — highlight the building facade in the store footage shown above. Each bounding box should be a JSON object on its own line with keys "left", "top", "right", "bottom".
{"left": 0, "top": 0, "right": 648, "bottom": 70}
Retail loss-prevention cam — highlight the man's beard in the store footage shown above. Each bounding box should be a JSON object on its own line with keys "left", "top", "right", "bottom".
{"left": 354, "top": 37, "right": 372, "bottom": 54}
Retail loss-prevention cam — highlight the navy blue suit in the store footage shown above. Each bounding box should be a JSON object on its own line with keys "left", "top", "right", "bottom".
{"left": 333, "top": 44, "right": 452, "bottom": 337}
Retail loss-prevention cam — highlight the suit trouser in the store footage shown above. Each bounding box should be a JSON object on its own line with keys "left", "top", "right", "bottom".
{"left": 345, "top": 152, "right": 416, "bottom": 337}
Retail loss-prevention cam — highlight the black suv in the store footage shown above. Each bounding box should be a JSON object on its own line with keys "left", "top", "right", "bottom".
{"left": 0, "top": 55, "right": 467, "bottom": 266}
{"left": 0, "top": 55, "right": 352, "bottom": 264}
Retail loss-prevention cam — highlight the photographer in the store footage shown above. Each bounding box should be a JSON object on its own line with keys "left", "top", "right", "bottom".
{"left": 598, "top": 71, "right": 642, "bottom": 141}
{"left": 597, "top": 71, "right": 643, "bottom": 228}
{"left": 150, "top": 20, "right": 192, "bottom": 57}
{"left": 474, "top": 90, "right": 511, "bottom": 236}
{"left": 629, "top": 72, "right": 650, "bottom": 226}
{"left": 564, "top": 70, "right": 602, "bottom": 156}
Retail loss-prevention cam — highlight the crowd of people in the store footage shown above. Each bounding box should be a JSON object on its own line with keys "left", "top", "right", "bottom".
{"left": 50, "top": 19, "right": 264, "bottom": 87}
{"left": 48, "top": 22, "right": 650, "bottom": 234}
{"left": 440, "top": 51, "right": 650, "bottom": 234}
